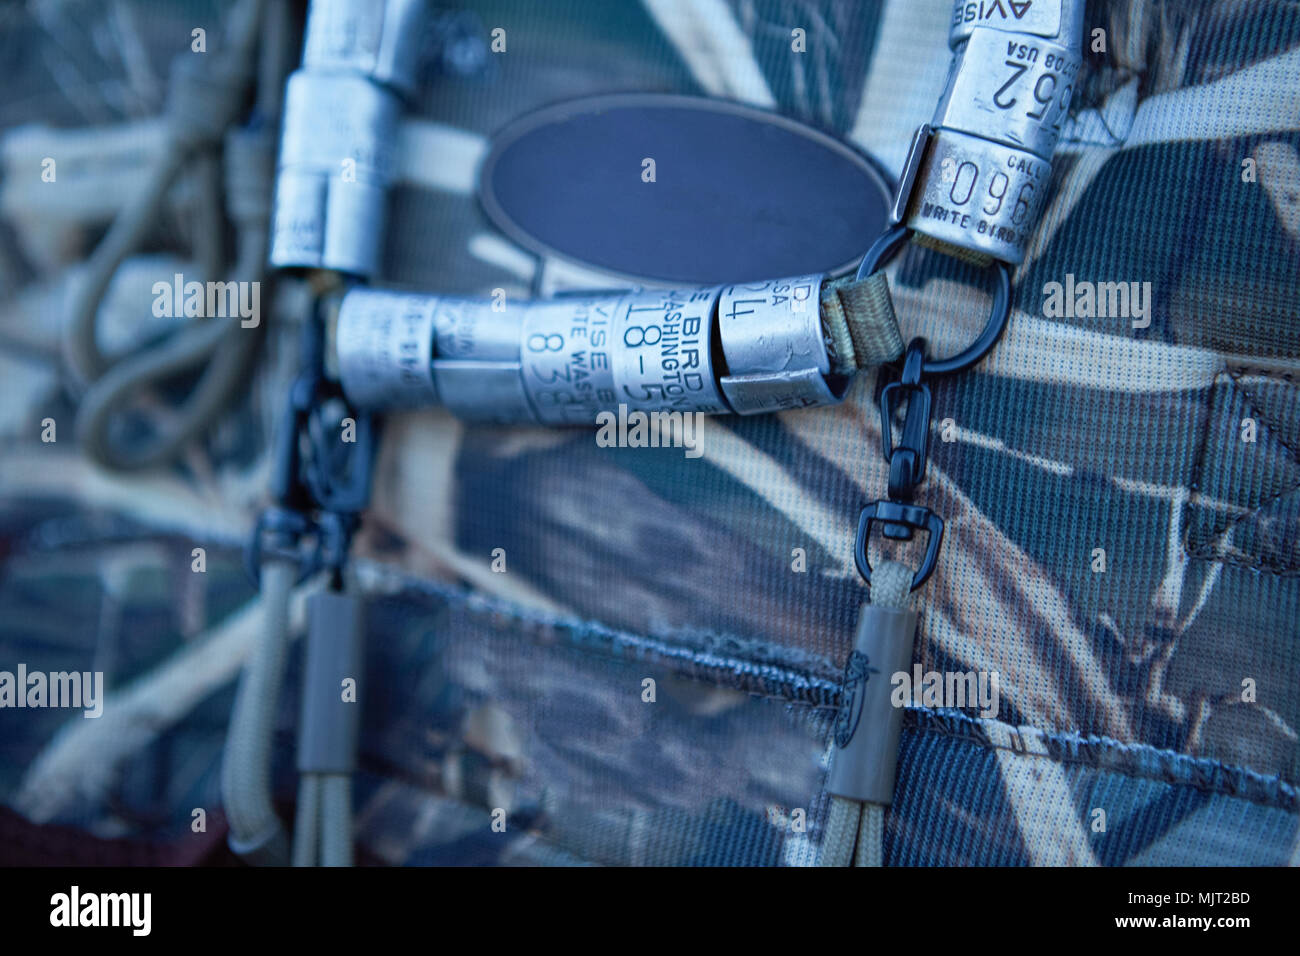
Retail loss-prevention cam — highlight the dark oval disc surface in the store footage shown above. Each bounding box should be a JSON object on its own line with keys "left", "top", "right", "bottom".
{"left": 479, "top": 94, "right": 893, "bottom": 285}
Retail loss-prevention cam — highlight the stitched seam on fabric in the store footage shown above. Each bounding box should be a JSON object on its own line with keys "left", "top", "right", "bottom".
{"left": 1185, "top": 367, "right": 1300, "bottom": 574}
{"left": 898, "top": 708, "right": 1299, "bottom": 813}
{"left": 1230, "top": 365, "right": 1299, "bottom": 383}
{"left": 355, "top": 558, "right": 1300, "bottom": 803}
{"left": 354, "top": 558, "right": 846, "bottom": 707}
{"left": 1225, "top": 367, "right": 1300, "bottom": 466}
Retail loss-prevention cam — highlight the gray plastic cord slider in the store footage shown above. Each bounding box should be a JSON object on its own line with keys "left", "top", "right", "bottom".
{"left": 826, "top": 602, "right": 918, "bottom": 805}
{"left": 297, "top": 590, "right": 365, "bottom": 774}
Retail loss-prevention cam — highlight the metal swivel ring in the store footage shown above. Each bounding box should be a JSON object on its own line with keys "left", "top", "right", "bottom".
{"left": 855, "top": 224, "right": 1012, "bottom": 377}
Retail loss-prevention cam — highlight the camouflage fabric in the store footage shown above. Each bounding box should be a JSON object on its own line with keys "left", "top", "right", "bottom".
{"left": 2, "top": 0, "right": 1298, "bottom": 865}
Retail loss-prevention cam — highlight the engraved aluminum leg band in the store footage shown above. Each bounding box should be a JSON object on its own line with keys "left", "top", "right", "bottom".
{"left": 301, "top": 0, "right": 428, "bottom": 98}
{"left": 904, "top": 126, "right": 1052, "bottom": 265}
{"left": 331, "top": 278, "right": 851, "bottom": 421}
{"left": 270, "top": 73, "right": 401, "bottom": 276}
{"left": 949, "top": 0, "right": 1085, "bottom": 49}
{"left": 894, "top": 1, "right": 1084, "bottom": 265}
{"left": 269, "top": 0, "right": 426, "bottom": 277}
{"left": 934, "top": 28, "right": 1081, "bottom": 159}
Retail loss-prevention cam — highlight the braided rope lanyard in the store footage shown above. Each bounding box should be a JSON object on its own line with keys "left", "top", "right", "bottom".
{"left": 821, "top": 0, "right": 1084, "bottom": 867}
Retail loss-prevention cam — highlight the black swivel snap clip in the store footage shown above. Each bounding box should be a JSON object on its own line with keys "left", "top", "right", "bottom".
{"left": 858, "top": 338, "right": 945, "bottom": 592}
{"left": 850, "top": 225, "right": 1012, "bottom": 593}
{"left": 855, "top": 500, "right": 944, "bottom": 592}
{"left": 880, "top": 339, "right": 930, "bottom": 503}
{"left": 245, "top": 299, "right": 377, "bottom": 588}
{"left": 857, "top": 340, "right": 945, "bottom": 592}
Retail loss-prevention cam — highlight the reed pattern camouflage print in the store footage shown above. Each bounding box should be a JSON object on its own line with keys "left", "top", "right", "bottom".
{"left": 0, "top": 0, "right": 1297, "bottom": 865}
